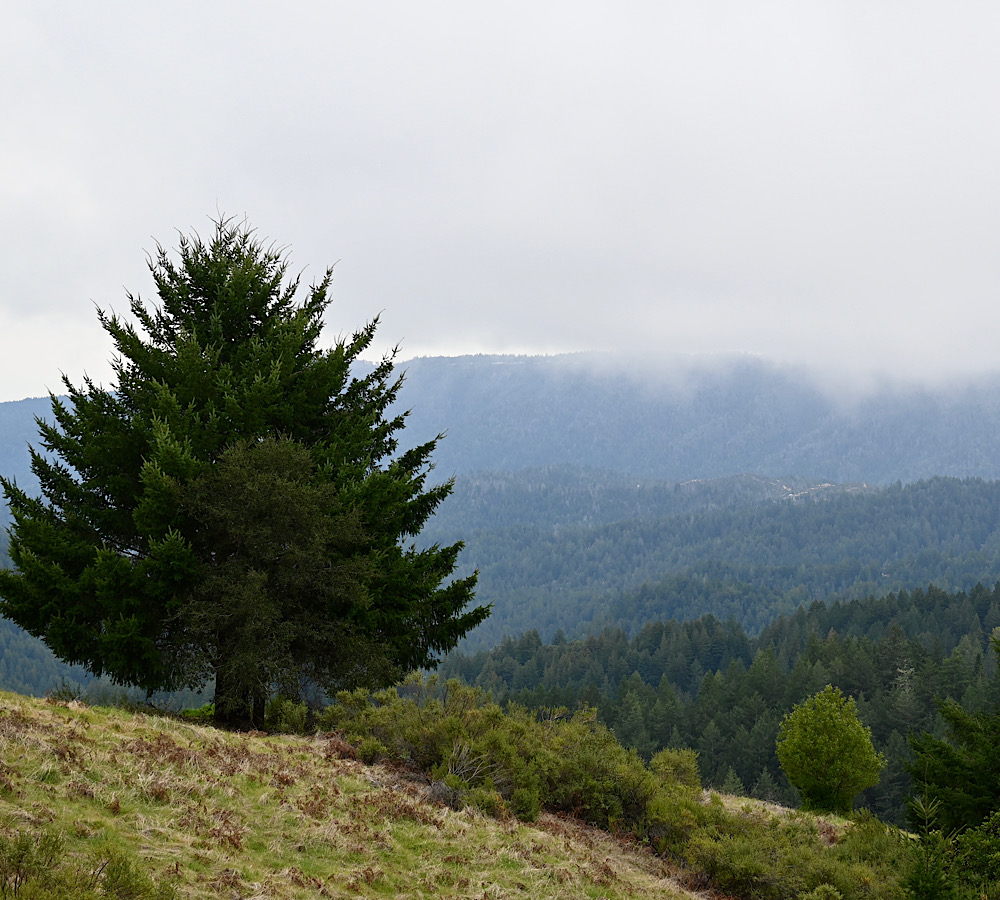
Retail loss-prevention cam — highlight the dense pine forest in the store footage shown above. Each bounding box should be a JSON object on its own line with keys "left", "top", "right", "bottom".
{"left": 425, "top": 471, "right": 1000, "bottom": 648}
{"left": 440, "top": 582, "right": 1000, "bottom": 824}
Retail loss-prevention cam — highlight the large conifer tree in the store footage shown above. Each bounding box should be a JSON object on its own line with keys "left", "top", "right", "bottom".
{"left": 0, "top": 218, "right": 486, "bottom": 725}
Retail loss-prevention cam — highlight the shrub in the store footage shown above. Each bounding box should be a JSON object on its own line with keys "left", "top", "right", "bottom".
{"left": 322, "top": 676, "right": 662, "bottom": 832}
{"left": 650, "top": 748, "right": 701, "bottom": 790}
{"left": 263, "top": 696, "right": 308, "bottom": 734}
{"left": 0, "top": 829, "right": 62, "bottom": 898}
{"left": 178, "top": 703, "right": 215, "bottom": 723}
{"left": 356, "top": 737, "right": 388, "bottom": 765}
{"left": 0, "top": 828, "right": 175, "bottom": 900}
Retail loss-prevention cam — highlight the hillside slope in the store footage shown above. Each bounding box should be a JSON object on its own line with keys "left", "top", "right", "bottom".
{"left": 0, "top": 691, "right": 688, "bottom": 899}
{"left": 429, "top": 475, "right": 1000, "bottom": 647}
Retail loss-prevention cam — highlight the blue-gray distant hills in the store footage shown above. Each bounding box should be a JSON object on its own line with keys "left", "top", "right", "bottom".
{"left": 392, "top": 353, "right": 1000, "bottom": 484}
{"left": 3, "top": 353, "right": 1000, "bottom": 489}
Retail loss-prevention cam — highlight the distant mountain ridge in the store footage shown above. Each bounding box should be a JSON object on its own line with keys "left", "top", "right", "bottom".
{"left": 4, "top": 356, "right": 1000, "bottom": 692}
{"left": 391, "top": 354, "right": 1000, "bottom": 484}
{"left": 4, "top": 353, "right": 1000, "bottom": 487}
{"left": 419, "top": 467, "right": 873, "bottom": 534}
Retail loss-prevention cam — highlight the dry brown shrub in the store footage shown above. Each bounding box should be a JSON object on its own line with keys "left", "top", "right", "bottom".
{"left": 270, "top": 769, "right": 297, "bottom": 787}
{"left": 367, "top": 788, "right": 443, "bottom": 827}
{"left": 51, "top": 740, "right": 83, "bottom": 772}
{"left": 346, "top": 865, "right": 384, "bottom": 890}
{"left": 178, "top": 802, "right": 211, "bottom": 834}
{"left": 66, "top": 779, "right": 95, "bottom": 799}
{"left": 209, "top": 809, "right": 247, "bottom": 850}
{"left": 283, "top": 866, "right": 326, "bottom": 890}
{"left": 211, "top": 867, "right": 243, "bottom": 890}
{"left": 321, "top": 734, "right": 357, "bottom": 761}
{"left": 124, "top": 732, "right": 199, "bottom": 769}
{"left": 594, "top": 857, "right": 619, "bottom": 885}
{"left": 0, "top": 708, "right": 38, "bottom": 737}
{"left": 817, "top": 820, "right": 840, "bottom": 845}
{"left": 296, "top": 786, "right": 335, "bottom": 819}
{"left": 143, "top": 778, "right": 172, "bottom": 803}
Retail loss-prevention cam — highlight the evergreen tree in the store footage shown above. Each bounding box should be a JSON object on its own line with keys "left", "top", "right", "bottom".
{"left": 721, "top": 766, "right": 745, "bottom": 796}
{"left": 0, "top": 218, "right": 488, "bottom": 726}
{"left": 776, "top": 685, "right": 885, "bottom": 813}
{"left": 908, "top": 697, "right": 1000, "bottom": 832}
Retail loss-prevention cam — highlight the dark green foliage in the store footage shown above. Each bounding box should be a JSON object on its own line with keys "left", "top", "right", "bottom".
{"left": 777, "top": 686, "right": 885, "bottom": 814}
{"left": 685, "top": 809, "right": 905, "bottom": 900}
{"left": 322, "top": 676, "right": 676, "bottom": 834}
{"left": 908, "top": 685, "right": 1000, "bottom": 833}
{"left": 0, "top": 828, "right": 174, "bottom": 900}
{"left": 262, "top": 695, "right": 309, "bottom": 734}
{"left": 0, "top": 218, "right": 486, "bottom": 726}
{"left": 425, "top": 474, "right": 1000, "bottom": 650}
{"left": 902, "top": 830, "right": 962, "bottom": 900}
{"left": 952, "top": 809, "right": 1000, "bottom": 892}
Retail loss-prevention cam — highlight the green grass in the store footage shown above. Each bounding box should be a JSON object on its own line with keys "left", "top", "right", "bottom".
{"left": 0, "top": 691, "right": 688, "bottom": 899}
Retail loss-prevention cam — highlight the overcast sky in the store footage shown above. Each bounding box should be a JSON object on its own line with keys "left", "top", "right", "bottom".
{"left": 2, "top": 2, "right": 999, "bottom": 401}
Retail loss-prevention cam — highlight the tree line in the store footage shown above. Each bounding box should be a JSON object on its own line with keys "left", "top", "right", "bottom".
{"left": 439, "top": 582, "right": 1000, "bottom": 824}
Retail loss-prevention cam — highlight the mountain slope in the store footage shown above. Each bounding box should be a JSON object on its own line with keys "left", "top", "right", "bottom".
{"left": 427, "top": 474, "right": 1000, "bottom": 647}
{"left": 7, "top": 354, "right": 1000, "bottom": 491}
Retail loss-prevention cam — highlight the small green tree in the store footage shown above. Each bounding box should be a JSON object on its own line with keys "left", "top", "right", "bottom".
{"left": 776, "top": 684, "right": 884, "bottom": 813}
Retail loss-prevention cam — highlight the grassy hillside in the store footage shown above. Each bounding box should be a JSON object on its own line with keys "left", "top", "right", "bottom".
{"left": 0, "top": 690, "right": 687, "bottom": 899}
{"left": 0, "top": 686, "right": 912, "bottom": 900}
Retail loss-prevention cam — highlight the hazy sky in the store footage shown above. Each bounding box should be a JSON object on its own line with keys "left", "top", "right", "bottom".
{"left": 2, "top": 2, "right": 999, "bottom": 401}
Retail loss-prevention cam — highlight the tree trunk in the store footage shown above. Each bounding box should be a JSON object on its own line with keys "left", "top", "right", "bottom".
{"left": 251, "top": 692, "right": 266, "bottom": 730}
{"left": 213, "top": 642, "right": 252, "bottom": 729}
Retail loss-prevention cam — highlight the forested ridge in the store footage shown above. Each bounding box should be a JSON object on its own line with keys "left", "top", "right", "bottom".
{"left": 426, "top": 473, "right": 1000, "bottom": 648}
{"left": 6, "top": 470, "right": 1000, "bottom": 710}
{"left": 11, "top": 353, "right": 1000, "bottom": 490}
{"left": 393, "top": 353, "right": 1000, "bottom": 483}
{"left": 440, "top": 582, "right": 1000, "bottom": 824}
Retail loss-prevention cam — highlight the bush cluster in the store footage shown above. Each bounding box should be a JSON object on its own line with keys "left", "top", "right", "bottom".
{"left": 318, "top": 675, "right": 698, "bottom": 832}
{"left": 684, "top": 809, "right": 903, "bottom": 900}
{"left": 0, "top": 827, "right": 174, "bottom": 899}
{"left": 318, "top": 676, "right": 908, "bottom": 900}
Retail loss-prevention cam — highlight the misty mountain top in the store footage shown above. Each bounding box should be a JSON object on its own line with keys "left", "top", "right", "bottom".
{"left": 3, "top": 352, "right": 1000, "bottom": 491}
{"left": 390, "top": 353, "right": 1000, "bottom": 484}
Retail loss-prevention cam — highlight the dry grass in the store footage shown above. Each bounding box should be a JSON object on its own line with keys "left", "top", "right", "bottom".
{"left": 711, "top": 789, "right": 854, "bottom": 845}
{"left": 0, "top": 691, "right": 692, "bottom": 899}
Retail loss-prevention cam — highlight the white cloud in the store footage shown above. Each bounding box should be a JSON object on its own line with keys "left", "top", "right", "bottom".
{"left": 1, "top": 1, "right": 999, "bottom": 399}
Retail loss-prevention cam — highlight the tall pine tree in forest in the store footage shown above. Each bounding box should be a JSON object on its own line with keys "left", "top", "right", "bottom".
{"left": 0, "top": 218, "right": 487, "bottom": 726}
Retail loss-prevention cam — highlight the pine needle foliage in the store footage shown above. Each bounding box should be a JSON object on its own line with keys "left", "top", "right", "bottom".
{"left": 0, "top": 217, "right": 487, "bottom": 726}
